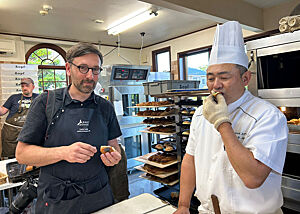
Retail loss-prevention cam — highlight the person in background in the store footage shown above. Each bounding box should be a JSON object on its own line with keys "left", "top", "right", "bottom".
{"left": 0, "top": 77, "right": 38, "bottom": 158}
{"left": 174, "top": 21, "right": 288, "bottom": 214}
{"left": 16, "top": 43, "right": 123, "bottom": 213}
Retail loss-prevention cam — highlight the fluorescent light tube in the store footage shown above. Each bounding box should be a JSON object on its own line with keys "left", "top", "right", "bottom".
{"left": 107, "top": 9, "right": 156, "bottom": 35}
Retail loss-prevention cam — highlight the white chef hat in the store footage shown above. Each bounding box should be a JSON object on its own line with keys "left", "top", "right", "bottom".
{"left": 209, "top": 21, "right": 248, "bottom": 69}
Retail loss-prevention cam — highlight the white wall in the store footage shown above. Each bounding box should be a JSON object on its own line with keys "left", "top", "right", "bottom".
{"left": 0, "top": 35, "right": 141, "bottom": 65}
{"left": 141, "top": 26, "right": 257, "bottom": 66}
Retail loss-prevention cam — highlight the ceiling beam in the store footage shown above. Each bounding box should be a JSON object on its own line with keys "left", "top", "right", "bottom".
{"left": 140, "top": 0, "right": 264, "bottom": 32}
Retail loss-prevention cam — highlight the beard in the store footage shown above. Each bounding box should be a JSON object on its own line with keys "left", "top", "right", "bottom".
{"left": 74, "top": 79, "right": 96, "bottom": 94}
{"left": 22, "top": 90, "right": 30, "bottom": 96}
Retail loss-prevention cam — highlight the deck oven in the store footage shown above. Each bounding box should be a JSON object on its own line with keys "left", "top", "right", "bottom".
{"left": 246, "top": 30, "right": 300, "bottom": 212}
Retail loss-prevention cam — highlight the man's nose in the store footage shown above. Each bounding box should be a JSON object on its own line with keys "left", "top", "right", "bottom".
{"left": 213, "top": 78, "right": 222, "bottom": 89}
{"left": 85, "top": 69, "right": 95, "bottom": 79}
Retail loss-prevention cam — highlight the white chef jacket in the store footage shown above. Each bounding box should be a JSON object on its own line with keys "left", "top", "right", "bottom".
{"left": 186, "top": 90, "right": 288, "bottom": 214}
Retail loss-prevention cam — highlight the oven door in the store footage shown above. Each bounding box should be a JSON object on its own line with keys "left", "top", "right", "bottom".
{"left": 109, "top": 85, "right": 149, "bottom": 161}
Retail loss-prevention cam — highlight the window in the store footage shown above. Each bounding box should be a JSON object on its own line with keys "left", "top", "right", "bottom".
{"left": 179, "top": 48, "right": 211, "bottom": 89}
{"left": 124, "top": 135, "right": 142, "bottom": 159}
{"left": 152, "top": 47, "right": 171, "bottom": 72}
{"left": 26, "top": 43, "right": 68, "bottom": 93}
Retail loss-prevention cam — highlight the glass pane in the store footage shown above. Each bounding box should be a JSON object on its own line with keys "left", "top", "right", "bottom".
{"left": 43, "top": 81, "right": 56, "bottom": 90}
{"left": 55, "top": 69, "right": 67, "bottom": 81}
{"left": 56, "top": 81, "right": 67, "bottom": 89}
{"left": 157, "top": 51, "right": 170, "bottom": 72}
{"left": 53, "top": 54, "right": 66, "bottom": 66}
{"left": 124, "top": 136, "right": 141, "bottom": 159}
{"left": 187, "top": 52, "right": 209, "bottom": 89}
{"left": 38, "top": 81, "right": 43, "bottom": 93}
{"left": 122, "top": 94, "right": 139, "bottom": 116}
{"left": 34, "top": 48, "right": 48, "bottom": 61}
{"left": 43, "top": 69, "right": 55, "bottom": 81}
{"left": 38, "top": 69, "right": 43, "bottom": 79}
{"left": 28, "top": 53, "right": 42, "bottom": 65}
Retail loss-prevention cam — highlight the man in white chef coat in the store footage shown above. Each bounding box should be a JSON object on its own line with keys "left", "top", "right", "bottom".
{"left": 174, "top": 21, "right": 288, "bottom": 214}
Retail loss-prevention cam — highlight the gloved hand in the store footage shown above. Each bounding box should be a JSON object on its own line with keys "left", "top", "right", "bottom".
{"left": 203, "top": 93, "right": 231, "bottom": 130}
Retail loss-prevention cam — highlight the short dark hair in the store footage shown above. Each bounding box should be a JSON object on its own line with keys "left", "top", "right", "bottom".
{"left": 66, "top": 42, "right": 103, "bottom": 65}
{"left": 235, "top": 64, "right": 248, "bottom": 77}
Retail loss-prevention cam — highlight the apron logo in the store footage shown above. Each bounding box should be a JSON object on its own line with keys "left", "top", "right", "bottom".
{"left": 77, "top": 120, "right": 91, "bottom": 133}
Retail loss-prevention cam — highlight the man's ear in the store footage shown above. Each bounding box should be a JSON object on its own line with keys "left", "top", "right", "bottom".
{"left": 242, "top": 70, "right": 251, "bottom": 86}
{"left": 66, "top": 62, "right": 71, "bottom": 77}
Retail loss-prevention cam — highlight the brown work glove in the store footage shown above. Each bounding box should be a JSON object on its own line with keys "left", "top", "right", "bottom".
{"left": 203, "top": 93, "right": 231, "bottom": 130}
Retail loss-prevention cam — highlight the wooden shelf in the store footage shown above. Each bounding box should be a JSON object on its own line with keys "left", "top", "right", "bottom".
{"left": 134, "top": 114, "right": 176, "bottom": 118}
{"left": 134, "top": 152, "right": 178, "bottom": 168}
{"left": 139, "top": 173, "right": 179, "bottom": 186}
{"left": 139, "top": 130, "right": 177, "bottom": 135}
{"left": 128, "top": 104, "right": 175, "bottom": 108}
{"left": 134, "top": 165, "right": 178, "bottom": 179}
{"left": 142, "top": 122, "right": 176, "bottom": 126}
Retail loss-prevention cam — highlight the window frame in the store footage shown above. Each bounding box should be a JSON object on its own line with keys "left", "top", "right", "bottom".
{"left": 25, "top": 43, "right": 68, "bottom": 92}
{"left": 152, "top": 46, "right": 171, "bottom": 72}
{"left": 178, "top": 46, "right": 211, "bottom": 80}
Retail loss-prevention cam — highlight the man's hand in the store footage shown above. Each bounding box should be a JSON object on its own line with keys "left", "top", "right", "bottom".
{"left": 100, "top": 151, "right": 121, "bottom": 166}
{"left": 64, "top": 142, "right": 97, "bottom": 163}
{"left": 203, "top": 93, "right": 231, "bottom": 130}
{"left": 173, "top": 206, "right": 190, "bottom": 214}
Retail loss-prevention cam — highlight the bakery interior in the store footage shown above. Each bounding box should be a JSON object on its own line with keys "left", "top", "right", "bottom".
{"left": 0, "top": 0, "right": 300, "bottom": 213}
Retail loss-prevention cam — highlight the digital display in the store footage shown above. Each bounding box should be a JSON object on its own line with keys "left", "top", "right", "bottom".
{"left": 112, "top": 66, "right": 149, "bottom": 81}
{"left": 114, "top": 68, "right": 130, "bottom": 80}
{"left": 131, "top": 69, "right": 147, "bottom": 80}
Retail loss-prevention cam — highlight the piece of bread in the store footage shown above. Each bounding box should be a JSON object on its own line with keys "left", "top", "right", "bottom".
{"left": 170, "top": 192, "right": 179, "bottom": 200}
{"left": 165, "top": 146, "right": 174, "bottom": 152}
{"left": 26, "top": 165, "right": 34, "bottom": 171}
{"left": 182, "top": 130, "right": 190, "bottom": 135}
{"left": 100, "top": 146, "right": 116, "bottom": 154}
{"left": 155, "top": 144, "right": 164, "bottom": 150}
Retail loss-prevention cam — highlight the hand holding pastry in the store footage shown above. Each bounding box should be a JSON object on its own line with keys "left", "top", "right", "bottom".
{"left": 100, "top": 146, "right": 121, "bottom": 166}
{"left": 203, "top": 92, "right": 231, "bottom": 130}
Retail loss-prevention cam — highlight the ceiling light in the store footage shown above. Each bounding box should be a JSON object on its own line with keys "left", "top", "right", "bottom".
{"left": 39, "top": 10, "right": 48, "bottom": 16}
{"left": 43, "top": 4, "right": 53, "bottom": 11}
{"left": 94, "top": 19, "right": 104, "bottom": 24}
{"left": 107, "top": 9, "right": 157, "bottom": 35}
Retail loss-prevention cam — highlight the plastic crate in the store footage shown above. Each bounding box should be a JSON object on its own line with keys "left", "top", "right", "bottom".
{"left": 143, "top": 80, "right": 200, "bottom": 95}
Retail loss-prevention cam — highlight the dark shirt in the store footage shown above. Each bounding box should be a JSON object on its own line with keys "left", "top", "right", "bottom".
{"left": 17, "top": 88, "right": 122, "bottom": 146}
{"left": 3, "top": 93, "right": 39, "bottom": 119}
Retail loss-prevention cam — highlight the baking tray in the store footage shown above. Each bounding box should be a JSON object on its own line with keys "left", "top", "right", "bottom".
{"left": 139, "top": 173, "right": 179, "bottom": 186}
{"left": 134, "top": 152, "right": 178, "bottom": 168}
{"left": 134, "top": 165, "right": 178, "bottom": 178}
{"left": 154, "top": 185, "right": 200, "bottom": 214}
{"left": 6, "top": 161, "right": 39, "bottom": 183}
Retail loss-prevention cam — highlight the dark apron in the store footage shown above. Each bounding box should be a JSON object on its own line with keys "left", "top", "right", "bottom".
{"left": 35, "top": 93, "right": 114, "bottom": 214}
{"left": 1, "top": 95, "right": 30, "bottom": 158}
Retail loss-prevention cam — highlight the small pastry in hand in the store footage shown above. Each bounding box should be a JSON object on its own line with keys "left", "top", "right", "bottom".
{"left": 100, "top": 146, "right": 116, "bottom": 154}
{"left": 211, "top": 90, "right": 221, "bottom": 103}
